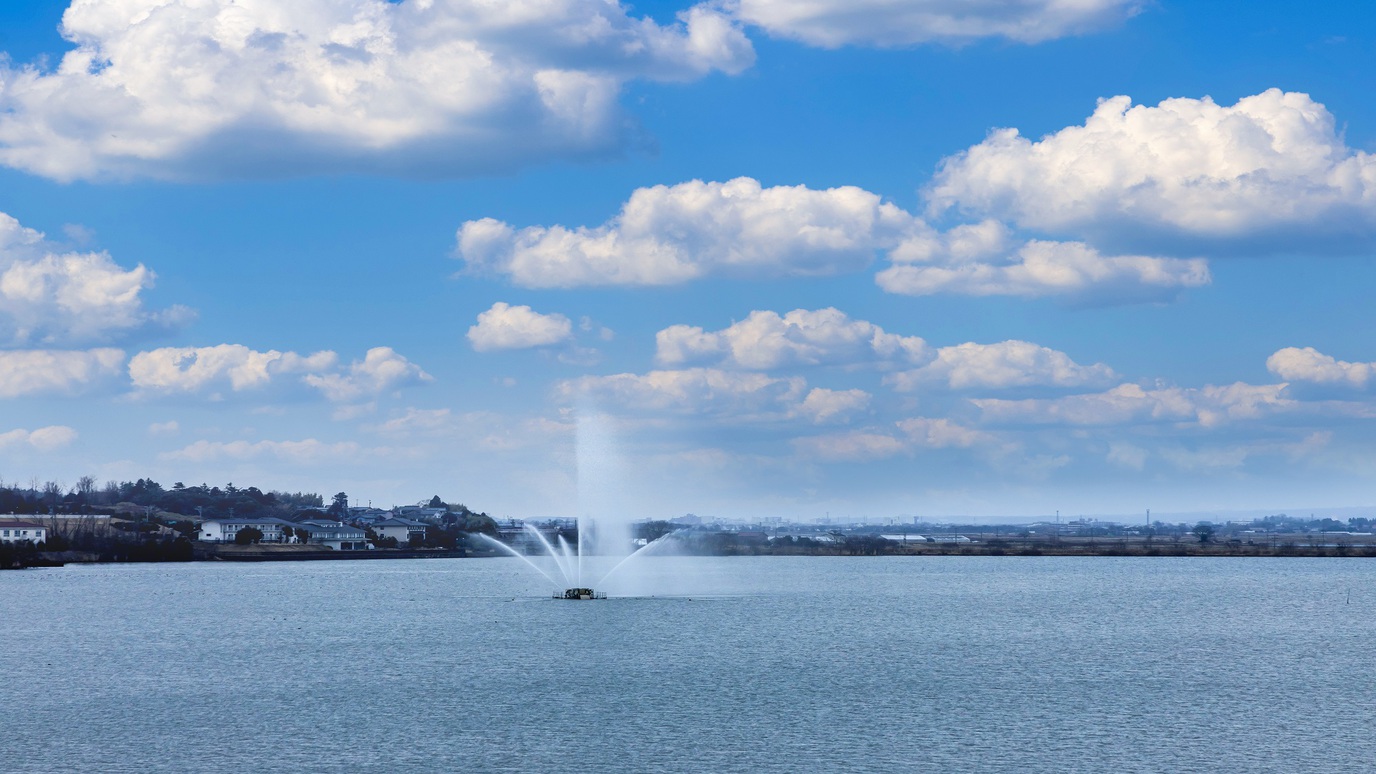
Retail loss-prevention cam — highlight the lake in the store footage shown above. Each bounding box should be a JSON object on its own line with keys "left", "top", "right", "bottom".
{"left": 3, "top": 556, "right": 1374, "bottom": 772}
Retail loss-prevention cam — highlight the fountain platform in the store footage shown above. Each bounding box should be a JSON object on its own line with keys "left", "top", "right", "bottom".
{"left": 555, "top": 588, "right": 607, "bottom": 600}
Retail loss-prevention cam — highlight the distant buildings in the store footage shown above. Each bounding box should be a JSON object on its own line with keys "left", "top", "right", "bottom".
{"left": 197, "top": 516, "right": 369, "bottom": 550}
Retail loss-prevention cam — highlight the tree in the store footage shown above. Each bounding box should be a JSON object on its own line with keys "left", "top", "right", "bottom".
{"left": 234, "top": 526, "right": 264, "bottom": 545}
{"left": 327, "top": 492, "right": 349, "bottom": 517}
{"left": 1193, "top": 523, "right": 1215, "bottom": 544}
{"left": 427, "top": 495, "right": 445, "bottom": 509}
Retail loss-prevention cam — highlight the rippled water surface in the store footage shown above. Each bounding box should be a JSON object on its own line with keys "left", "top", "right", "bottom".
{"left": 4, "top": 556, "right": 1376, "bottom": 773}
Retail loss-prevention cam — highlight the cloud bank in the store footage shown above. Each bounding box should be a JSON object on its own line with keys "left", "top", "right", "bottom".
{"left": 459, "top": 177, "right": 1200, "bottom": 302}
{"left": 0, "top": 0, "right": 754, "bottom": 181}
{"left": 129, "top": 344, "right": 428, "bottom": 401}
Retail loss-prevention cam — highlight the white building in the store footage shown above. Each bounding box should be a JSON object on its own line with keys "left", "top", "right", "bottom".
{"left": 374, "top": 517, "right": 427, "bottom": 545}
{"left": 198, "top": 517, "right": 291, "bottom": 543}
{"left": 0, "top": 520, "right": 46, "bottom": 544}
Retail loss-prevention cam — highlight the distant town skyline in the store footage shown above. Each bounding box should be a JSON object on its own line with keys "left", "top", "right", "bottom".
{"left": 2, "top": 1, "right": 1375, "bottom": 520}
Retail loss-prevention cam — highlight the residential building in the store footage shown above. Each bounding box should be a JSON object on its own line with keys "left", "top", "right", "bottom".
{"left": 199, "top": 517, "right": 294, "bottom": 543}
{"left": 297, "top": 520, "right": 370, "bottom": 551}
{"left": 0, "top": 519, "right": 47, "bottom": 544}
{"left": 374, "top": 517, "right": 427, "bottom": 545}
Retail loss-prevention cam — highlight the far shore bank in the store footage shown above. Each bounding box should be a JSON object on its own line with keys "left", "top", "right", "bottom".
{"left": 10, "top": 535, "right": 1376, "bottom": 569}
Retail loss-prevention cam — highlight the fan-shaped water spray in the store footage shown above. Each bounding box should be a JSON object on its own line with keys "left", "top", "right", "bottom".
{"left": 477, "top": 410, "right": 686, "bottom": 598}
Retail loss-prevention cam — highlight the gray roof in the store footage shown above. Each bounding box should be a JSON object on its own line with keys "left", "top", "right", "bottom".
{"left": 375, "top": 517, "right": 428, "bottom": 528}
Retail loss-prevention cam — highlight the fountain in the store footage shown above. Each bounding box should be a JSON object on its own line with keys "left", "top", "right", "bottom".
{"left": 476, "top": 524, "right": 683, "bottom": 599}
{"left": 475, "top": 411, "right": 685, "bottom": 599}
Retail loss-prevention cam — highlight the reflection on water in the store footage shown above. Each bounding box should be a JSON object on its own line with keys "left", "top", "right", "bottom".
{"left": 3, "top": 556, "right": 1374, "bottom": 773}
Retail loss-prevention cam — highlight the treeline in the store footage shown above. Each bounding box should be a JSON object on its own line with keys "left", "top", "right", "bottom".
{"left": 0, "top": 476, "right": 323, "bottom": 520}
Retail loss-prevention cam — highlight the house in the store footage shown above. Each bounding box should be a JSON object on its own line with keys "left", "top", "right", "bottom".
{"left": 296, "top": 520, "right": 371, "bottom": 551}
{"left": 347, "top": 507, "right": 392, "bottom": 526}
{"left": 199, "top": 517, "right": 294, "bottom": 543}
{"left": 374, "top": 517, "right": 427, "bottom": 545}
{"left": 0, "top": 519, "right": 47, "bottom": 544}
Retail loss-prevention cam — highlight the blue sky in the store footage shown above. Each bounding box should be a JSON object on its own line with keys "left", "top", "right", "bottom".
{"left": 1, "top": 0, "right": 1375, "bottom": 521}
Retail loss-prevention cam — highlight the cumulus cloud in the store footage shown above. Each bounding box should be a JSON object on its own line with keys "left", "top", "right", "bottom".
{"left": 929, "top": 89, "right": 1376, "bottom": 243}
{"left": 129, "top": 343, "right": 428, "bottom": 401}
{"left": 974, "top": 382, "right": 1293, "bottom": 428}
{"left": 793, "top": 430, "right": 906, "bottom": 462}
{"left": 557, "top": 367, "right": 806, "bottom": 418}
{"left": 301, "top": 347, "right": 433, "bottom": 402}
{"left": 0, "top": 425, "right": 78, "bottom": 452}
{"left": 1267, "top": 346, "right": 1375, "bottom": 388}
{"left": 896, "top": 417, "right": 996, "bottom": 449}
{"left": 888, "top": 340, "right": 1117, "bottom": 391}
{"left": 0, "top": 0, "right": 753, "bottom": 181}
{"left": 130, "top": 344, "right": 335, "bottom": 394}
{"left": 460, "top": 177, "right": 1209, "bottom": 302}
{"left": 794, "top": 417, "right": 995, "bottom": 461}
{"left": 656, "top": 307, "right": 929, "bottom": 369}
{"left": 877, "top": 220, "right": 1209, "bottom": 302}
{"left": 794, "top": 388, "right": 870, "bottom": 424}
{"left": 468, "top": 302, "right": 573, "bottom": 351}
{"left": 0, "top": 212, "right": 190, "bottom": 345}
{"left": 0, "top": 348, "right": 124, "bottom": 398}
{"left": 457, "top": 177, "right": 915, "bottom": 286}
{"left": 730, "top": 0, "right": 1142, "bottom": 48}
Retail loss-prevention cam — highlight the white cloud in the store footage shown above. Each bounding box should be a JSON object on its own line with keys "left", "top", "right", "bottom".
{"left": 793, "top": 430, "right": 906, "bottom": 462}
{"left": 877, "top": 222, "right": 1209, "bottom": 302}
{"left": 794, "top": 416, "right": 994, "bottom": 461}
{"left": 888, "top": 340, "right": 1117, "bottom": 391}
{"left": 929, "top": 89, "right": 1376, "bottom": 242}
{"left": 1267, "top": 346, "right": 1374, "bottom": 388}
{"left": 974, "top": 382, "right": 1293, "bottom": 427}
{"left": 129, "top": 343, "right": 428, "bottom": 401}
{"left": 0, "top": 425, "right": 78, "bottom": 452}
{"left": 731, "top": 0, "right": 1142, "bottom": 48}
{"left": 468, "top": 302, "right": 573, "bottom": 352}
{"left": 896, "top": 417, "right": 995, "bottom": 449}
{"left": 656, "top": 307, "right": 929, "bottom": 369}
{"left": 148, "top": 420, "right": 180, "bottom": 436}
{"left": 460, "top": 178, "right": 1209, "bottom": 302}
{"left": 457, "top": 177, "right": 916, "bottom": 287}
{"left": 0, "top": 0, "right": 753, "bottom": 181}
{"left": 302, "top": 346, "right": 432, "bottom": 402}
{"left": 557, "top": 367, "right": 806, "bottom": 418}
{"left": 0, "top": 212, "right": 190, "bottom": 345}
{"left": 130, "top": 344, "right": 336, "bottom": 394}
{"left": 0, "top": 348, "right": 124, "bottom": 398}
{"left": 794, "top": 388, "right": 870, "bottom": 424}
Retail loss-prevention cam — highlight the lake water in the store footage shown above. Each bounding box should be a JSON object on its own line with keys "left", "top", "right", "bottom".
{"left": 3, "top": 556, "right": 1375, "bottom": 773}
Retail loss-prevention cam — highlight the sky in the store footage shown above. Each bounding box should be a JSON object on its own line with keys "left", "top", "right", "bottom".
{"left": 1, "top": 0, "right": 1375, "bottom": 522}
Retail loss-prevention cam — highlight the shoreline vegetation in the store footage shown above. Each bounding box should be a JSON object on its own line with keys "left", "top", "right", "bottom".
{"left": 3, "top": 476, "right": 1376, "bottom": 568}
